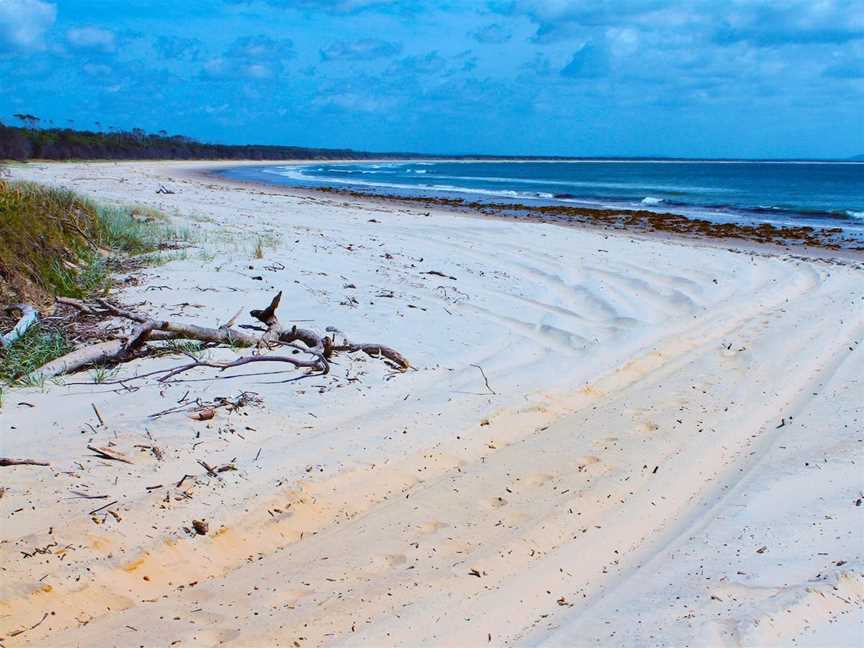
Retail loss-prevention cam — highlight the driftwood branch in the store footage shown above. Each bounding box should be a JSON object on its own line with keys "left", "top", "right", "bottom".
{"left": 155, "top": 354, "right": 328, "bottom": 382}
{"left": 2, "top": 304, "right": 39, "bottom": 348}
{"left": 31, "top": 340, "right": 127, "bottom": 381}
{"left": 250, "top": 291, "right": 282, "bottom": 325}
{"left": 325, "top": 327, "right": 410, "bottom": 370}
{"left": 334, "top": 343, "right": 411, "bottom": 370}
{"left": 25, "top": 291, "right": 409, "bottom": 382}
{"left": 30, "top": 323, "right": 155, "bottom": 382}
{"left": 0, "top": 457, "right": 50, "bottom": 467}
{"left": 56, "top": 296, "right": 98, "bottom": 315}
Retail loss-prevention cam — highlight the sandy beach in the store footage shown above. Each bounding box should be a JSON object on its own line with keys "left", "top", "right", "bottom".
{"left": 1, "top": 161, "right": 862, "bottom": 646}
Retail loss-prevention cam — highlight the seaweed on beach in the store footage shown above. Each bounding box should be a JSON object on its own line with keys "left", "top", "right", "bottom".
{"left": 315, "top": 188, "right": 857, "bottom": 252}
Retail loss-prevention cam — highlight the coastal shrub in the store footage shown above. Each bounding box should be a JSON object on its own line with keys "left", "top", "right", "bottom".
{"left": 0, "top": 180, "right": 186, "bottom": 306}
{"left": 0, "top": 180, "right": 193, "bottom": 393}
{"left": 0, "top": 179, "right": 104, "bottom": 306}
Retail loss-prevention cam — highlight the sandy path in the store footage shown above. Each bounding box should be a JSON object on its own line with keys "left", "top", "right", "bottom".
{"left": 1, "top": 161, "right": 862, "bottom": 647}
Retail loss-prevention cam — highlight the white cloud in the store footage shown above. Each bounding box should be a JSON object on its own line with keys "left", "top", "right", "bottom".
{"left": 233, "top": 0, "right": 396, "bottom": 12}
{"left": 201, "top": 57, "right": 276, "bottom": 80}
{"left": 320, "top": 38, "right": 400, "bottom": 61}
{"left": 244, "top": 63, "right": 272, "bottom": 79}
{"left": 67, "top": 26, "right": 116, "bottom": 52}
{"left": 471, "top": 23, "right": 511, "bottom": 44}
{"left": 0, "top": 0, "right": 56, "bottom": 53}
{"left": 83, "top": 63, "right": 112, "bottom": 76}
{"left": 202, "top": 57, "right": 230, "bottom": 78}
{"left": 313, "top": 91, "right": 396, "bottom": 113}
{"left": 606, "top": 27, "right": 640, "bottom": 58}
{"left": 201, "top": 35, "right": 293, "bottom": 81}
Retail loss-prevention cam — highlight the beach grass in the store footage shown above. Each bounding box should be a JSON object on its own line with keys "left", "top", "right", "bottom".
{"left": 0, "top": 179, "right": 189, "bottom": 306}
{"left": 0, "top": 180, "right": 191, "bottom": 390}
{"left": 0, "top": 323, "right": 72, "bottom": 387}
{"left": 97, "top": 204, "right": 192, "bottom": 255}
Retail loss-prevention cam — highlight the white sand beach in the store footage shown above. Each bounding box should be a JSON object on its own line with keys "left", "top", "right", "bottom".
{"left": 1, "top": 161, "right": 862, "bottom": 647}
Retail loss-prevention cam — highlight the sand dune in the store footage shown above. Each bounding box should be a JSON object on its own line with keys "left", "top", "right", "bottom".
{"left": 1, "top": 161, "right": 861, "bottom": 647}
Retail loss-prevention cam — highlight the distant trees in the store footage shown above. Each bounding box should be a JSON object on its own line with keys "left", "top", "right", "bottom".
{"left": 0, "top": 123, "right": 411, "bottom": 161}
{"left": 0, "top": 125, "right": 33, "bottom": 160}
{"left": 13, "top": 114, "right": 41, "bottom": 129}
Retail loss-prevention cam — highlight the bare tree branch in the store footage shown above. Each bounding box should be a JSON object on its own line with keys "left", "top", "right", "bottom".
{"left": 2, "top": 304, "right": 39, "bottom": 348}
{"left": 25, "top": 292, "right": 408, "bottom": 383}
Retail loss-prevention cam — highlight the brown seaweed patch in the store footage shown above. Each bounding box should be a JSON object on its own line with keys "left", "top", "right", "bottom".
{"left": 318, "top": 187, "right": 855, "bottom": 251}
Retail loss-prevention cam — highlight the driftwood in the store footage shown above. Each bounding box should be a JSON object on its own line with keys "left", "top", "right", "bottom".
{"left": 86, "top": 445, "right": 134, "bottom": 464}
{"left": 55, "top": 296, "right": 97, "bottom": 315}
{"left": 2, "top": 304, "right": 39, "bottom": 348}
{"left": 326, "top": 326, "right": 410, "bottom": 370}
{"left": 25, "top": 291, "right": 409, "bottom": 382}
{"left": 334, "top": 343, "right": 410, "bottom": 370}
{"left": 156, "top": 354, "right": 327, "bottom": 382}
{"left": 0, "top": 457, "right": 50, "bottom": 467}
{"left": 30, "top": 322, "right": 154, "bottom": 382}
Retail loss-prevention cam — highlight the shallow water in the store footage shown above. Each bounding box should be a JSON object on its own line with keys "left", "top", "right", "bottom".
{"left": 221, "top": 159, "right": 864, "bottom": 236}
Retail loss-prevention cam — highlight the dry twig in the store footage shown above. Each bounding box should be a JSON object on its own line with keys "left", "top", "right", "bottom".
{"left": 0, "top": 457, "right": 50, "bottom": 467}
{"left": 86, "top": 445, "right": 134, "bottom": 464}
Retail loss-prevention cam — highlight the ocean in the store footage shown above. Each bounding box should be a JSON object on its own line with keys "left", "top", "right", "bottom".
{"left": 219, "top": 160, "right": 864, "bottom": 236}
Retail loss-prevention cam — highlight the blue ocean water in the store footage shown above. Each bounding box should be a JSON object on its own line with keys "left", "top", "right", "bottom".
{"left": 220, "top": 160, "right": 864, "bottom": 234}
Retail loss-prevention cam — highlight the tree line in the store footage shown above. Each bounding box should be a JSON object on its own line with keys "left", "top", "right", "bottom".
{"left": 0, "top": 119, "right": 417, "bottom": 162}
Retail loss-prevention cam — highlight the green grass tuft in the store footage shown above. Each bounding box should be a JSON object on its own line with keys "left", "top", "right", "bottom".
{"left": 44, "top": 254, "right": 112, "bottom": 299}
{"left": 95, "top": 205, "right": 190, "bottom": 255}
{"left": 1, "top": 180, "right": 193, "bottom": 306}
{"left": 0, "top": 324, "right": 73, "bottom": 386}
{"left": 90, "top": 364, "right": 119, "bottom": 384}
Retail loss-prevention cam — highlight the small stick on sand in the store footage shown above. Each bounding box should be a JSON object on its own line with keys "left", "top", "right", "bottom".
{"left": 176, "top": 474, "right": 194, "bottom": 487}
{"left": 89, "top": 500, "right": 118, "bottom": 515}
{"left": 0, "top": 457, "right": 50, "bottom": 467}
{"left": 470, "top": 364, "right": 496, "bottom": 395}
{"left": 86, "top": 445, "right": 134, "bottom": 464}
{"left": 197, "top": 459, "right": 219, "bottom": 478}
{"left": 8, "top": 611, "right": 49, "bottom": 638}
{"left": 91, "top": 403, "right": 105, "bottom": 427}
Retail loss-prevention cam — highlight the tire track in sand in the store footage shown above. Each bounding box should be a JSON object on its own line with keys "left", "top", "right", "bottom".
{"left": 15, "top": 260, "right": 827, "bottom": 646}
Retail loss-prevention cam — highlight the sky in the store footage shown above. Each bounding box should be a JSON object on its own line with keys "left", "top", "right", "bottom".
{"left": 0, "top": 0, "right": 862, "bottom": 158}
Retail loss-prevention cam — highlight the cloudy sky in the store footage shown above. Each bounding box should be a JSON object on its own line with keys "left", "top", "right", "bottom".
{"left": 0, "top": 0, "right": 862, "bottom": 157}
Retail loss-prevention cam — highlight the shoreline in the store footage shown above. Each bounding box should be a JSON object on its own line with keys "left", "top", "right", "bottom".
{"left": 191, "top": 161, "right": 864, "bottom": 264}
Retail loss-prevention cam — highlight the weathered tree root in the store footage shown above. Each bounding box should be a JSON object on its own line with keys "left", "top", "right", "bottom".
{"left": 2, "top": 304, "right": 39, "bottom": 348}
{"left": 23, "top": 291, "right": 410, "bottom": 383}
{"left": 334, "top": 343, "right": 410, "bottom": 370}
{"left": 325, "top": 326, "right": 410, "bottom": 370}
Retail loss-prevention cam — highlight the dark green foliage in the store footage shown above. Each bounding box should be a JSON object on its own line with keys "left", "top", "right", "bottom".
{"left": 0, "top": 123, "right": 414, "bottom": 161}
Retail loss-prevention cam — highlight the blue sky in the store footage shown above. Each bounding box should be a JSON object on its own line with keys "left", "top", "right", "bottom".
{"left": 0, "top": 0, "right": 862, "bottom": 157}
